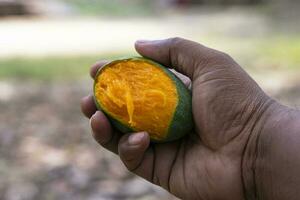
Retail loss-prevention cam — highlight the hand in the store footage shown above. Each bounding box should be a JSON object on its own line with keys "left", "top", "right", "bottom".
{"left": 81, "top": 38, "right": 298, "bottom": 200}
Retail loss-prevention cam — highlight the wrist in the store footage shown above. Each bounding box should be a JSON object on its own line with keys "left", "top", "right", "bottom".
{"left": 243, "top": 100, "right": 300, "bottom": 200}
{"left": 241, "top": 97, "right": 286, "bottom": 200}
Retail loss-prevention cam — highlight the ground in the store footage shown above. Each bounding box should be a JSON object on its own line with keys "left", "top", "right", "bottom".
{"left": 0, "top": 6, "right": 299, "bottom": 200}
{"left": 0, "top": 80, "right": 175, "bottom": 200}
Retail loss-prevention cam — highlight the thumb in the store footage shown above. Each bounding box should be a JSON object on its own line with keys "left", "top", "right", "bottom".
{"left": 135, "top": 37, "right": 223, "bottom": 80}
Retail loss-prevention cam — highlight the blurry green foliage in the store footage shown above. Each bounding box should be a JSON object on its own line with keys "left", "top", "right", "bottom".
{"left": 64, "top": 0, "right": 154, "bottom": 16}
{"left": 0, "top": 53, "right": 125, "bottom": 80}
{"left": 0, "top": 36, "right": 299, "bottom": 80}
{"left": 258, "top": 36, "right": 300, "bottom": 69}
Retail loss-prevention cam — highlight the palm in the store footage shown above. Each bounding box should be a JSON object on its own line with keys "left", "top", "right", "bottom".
{"left": 150, "top": 62, "right": 258, "bottom": 199}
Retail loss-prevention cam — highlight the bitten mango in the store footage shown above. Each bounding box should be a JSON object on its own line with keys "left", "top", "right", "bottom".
{"left": 93, "top": 57, "right": 193, "bottom": 142}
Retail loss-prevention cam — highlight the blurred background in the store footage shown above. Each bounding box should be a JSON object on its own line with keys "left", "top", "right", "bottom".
{"left": 0, "top": 0, "right": 299, "bottom": 200}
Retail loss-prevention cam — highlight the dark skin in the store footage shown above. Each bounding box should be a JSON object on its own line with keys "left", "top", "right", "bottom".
{"left": 81, "top": 38, "right": 300, "bottom": 200}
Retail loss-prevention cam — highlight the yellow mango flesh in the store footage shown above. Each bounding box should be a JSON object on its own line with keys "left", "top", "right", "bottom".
{"left": 94, "top": 60, "right": 178, "bottom": 140}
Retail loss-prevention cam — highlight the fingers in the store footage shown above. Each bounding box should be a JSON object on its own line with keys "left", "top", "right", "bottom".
{"left": 118, "top": 132, "right": 184, "bottom": 191}
{"left": 82, "top": 60, "right": 110, "bottom": 117}
{"left": 118, "top": 132, "right": 151, "bottom": 171}
{"left": 87, "top": 62, "right": 121, "bottom": 153}
{"left": 90, "top": 60, "right": 110, "bottom": 79}
{"left": 81, "top": 94, "right": 97, "bottom": 118}
{"left": 90, "top": 111, "right": 121, "bottom": 154}
{"left": 135, "top": 37, "right": 232, "bottom": 80}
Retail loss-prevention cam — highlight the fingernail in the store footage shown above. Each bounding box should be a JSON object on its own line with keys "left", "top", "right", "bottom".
{"left": 81, "top": 95, "right": 89, "bottom": 102}
{"left": 89, "top": 116, "right": 93, "bottom": 128}
{"left": 136, "top": 40, "right": 151, "bottom": 44}
{"left": 91, "top": 111, "right": 98, "bottom": 118}
{"left": 128, "top": 132, "right": 145, "bottom": 145}
{"left": 90, "top": 111, "right": 99, "bottom": 126}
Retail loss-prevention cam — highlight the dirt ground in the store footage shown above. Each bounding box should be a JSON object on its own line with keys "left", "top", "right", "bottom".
{"left": 0, "top": 79, "right": 176, "bottom": 200}
{"left": 0, "top": 75, "right": 299, "bottom": 200}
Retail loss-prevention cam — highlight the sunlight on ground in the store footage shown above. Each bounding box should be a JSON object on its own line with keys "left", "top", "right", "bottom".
{"left": 0, "top": 81, "right": 15, "bottom": 101}
{"left": 0, "top": 8, "right": 271, "bottom": 58}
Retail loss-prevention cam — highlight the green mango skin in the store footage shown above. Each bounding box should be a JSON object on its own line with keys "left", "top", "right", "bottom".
{"left": 93, "top": 57, "right": 194, "bottom": 143}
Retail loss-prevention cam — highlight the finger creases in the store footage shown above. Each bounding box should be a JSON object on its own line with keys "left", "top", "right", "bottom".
{"left": 90, "top": 111, "right": 121, "bottom": 154}
{"left": 118, "top": 132, "right": 150, "bottom": 171}
{"left": 81, "top": 94, "right": 97, "bottom": 118}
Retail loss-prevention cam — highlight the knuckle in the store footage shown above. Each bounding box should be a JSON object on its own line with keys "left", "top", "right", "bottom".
{"left": 205, "top": 50, "right": 235, "bottom": 66}
{"left": 218, "top": 51, "right": 233, "bottom": 62}
{"left": 92, "top": 130, "right": 112, "bottom": 146}
{"left": 120, "top": 154, "right": 137, "bottom": 171}
{"left": 168, "top": 37, "right": 184, "bottom": 47}
{"left": 215, "top": 51, "right": 234, "bottom": 62}
{"left": 167, "top": 37, "right": 186, "bottom": 67}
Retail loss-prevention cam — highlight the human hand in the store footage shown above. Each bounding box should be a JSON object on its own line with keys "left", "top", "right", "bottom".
{"left": 81, "top": 38, "right": 298, "bottom": 200}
